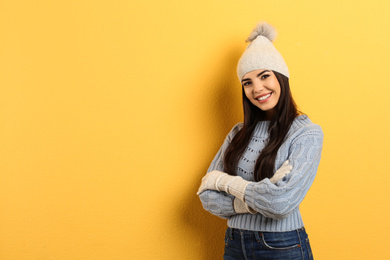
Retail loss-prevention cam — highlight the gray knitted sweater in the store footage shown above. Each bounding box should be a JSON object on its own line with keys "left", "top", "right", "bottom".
{"left": 198, "top": 115, "right": 323, "bottom": 232}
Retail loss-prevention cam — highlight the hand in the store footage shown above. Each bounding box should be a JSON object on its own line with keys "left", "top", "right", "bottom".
{"left": 196, "top": 170, "right": 226, "bottom": 195}
{"left": 269, "top": 160, "right": 292, "bottom": 184}
{"left": 197, "top": 170, "right": 249, "bottom": 201}
{"left": 234, "top": 198, "right": 256, "bottom": 214}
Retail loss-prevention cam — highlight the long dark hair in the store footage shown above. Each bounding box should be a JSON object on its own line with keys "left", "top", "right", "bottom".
{"left": 223, "top": 71, "right": 299, "bottom": 182}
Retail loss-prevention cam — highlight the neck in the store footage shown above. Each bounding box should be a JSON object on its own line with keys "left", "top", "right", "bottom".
{"left": 265, "top": 110, "right": 275, "bottom": 121}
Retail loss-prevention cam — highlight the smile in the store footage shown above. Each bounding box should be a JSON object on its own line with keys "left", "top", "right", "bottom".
{"left": 256, "top": 93, "right": 272, "bottom": 102}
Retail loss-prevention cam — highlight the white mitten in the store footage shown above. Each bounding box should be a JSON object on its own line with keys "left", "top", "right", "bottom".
{"left": 213, "top": 173, "right": 249, "bottom": 201}
{"left": 269, "top": 160, "right": 292, "bottom": 183}
{"left": 197, "top": 170, "right": 226, "bottom": 195}
{"left": 214, "top": 159, "right": 293, "bottom": 199}
{"left": 196, "top": 170, "right": 249, "bottom": 201}
{"left": 197, "top": 160, "right": 292, "bottom": 200}
{"left": 233, "top": 198, "right": 256, "bottom": 214}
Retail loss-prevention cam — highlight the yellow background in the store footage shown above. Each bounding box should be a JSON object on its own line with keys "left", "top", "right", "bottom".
{"left": 1, "top": 0, "right": 389, "bottom": 259}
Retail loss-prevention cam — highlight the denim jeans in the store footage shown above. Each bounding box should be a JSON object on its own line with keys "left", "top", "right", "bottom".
{"left": 223, "top": 227, "right": 313, "bottom": 260}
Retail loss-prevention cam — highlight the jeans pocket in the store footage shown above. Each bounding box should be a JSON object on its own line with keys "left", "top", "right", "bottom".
{"left": 260, "top": 232, "right": 301, "bottom": 251}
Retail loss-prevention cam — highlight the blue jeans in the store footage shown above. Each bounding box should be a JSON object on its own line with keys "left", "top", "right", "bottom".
{"left": 223, "top": 227, "right": 313, "bottom": 260}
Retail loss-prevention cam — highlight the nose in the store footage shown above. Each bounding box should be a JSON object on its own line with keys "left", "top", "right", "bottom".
{"left": 253, "top": 80, "right": 264, "bottom": 93}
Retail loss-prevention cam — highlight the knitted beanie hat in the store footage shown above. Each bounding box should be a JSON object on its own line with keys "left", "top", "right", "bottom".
{"left": 237, "top": 22, "right": 289, "bottom": 80}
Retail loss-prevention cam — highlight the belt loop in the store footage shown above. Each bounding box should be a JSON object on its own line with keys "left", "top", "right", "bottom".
{"left": 254, "top": 231, "right": 262, "bottom": 242}
{"left": 228, "top": 227, "right": 234, "bottom": 240}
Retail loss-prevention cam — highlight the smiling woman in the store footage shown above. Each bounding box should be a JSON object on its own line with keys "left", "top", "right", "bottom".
{"left": 241, "top": 69, "right": 281, "bottom": 120}
{"left": 197, "top": 22, "right": 323, "bottom": 260}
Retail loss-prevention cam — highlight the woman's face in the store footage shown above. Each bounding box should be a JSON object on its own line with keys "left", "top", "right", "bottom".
{"left": 242, "top": 69, "right": 281, "bottom": 119}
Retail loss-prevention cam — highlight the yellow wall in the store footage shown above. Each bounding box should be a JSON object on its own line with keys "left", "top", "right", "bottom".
{"left": 1, "top": 0, "right": 389, "bottom": 259}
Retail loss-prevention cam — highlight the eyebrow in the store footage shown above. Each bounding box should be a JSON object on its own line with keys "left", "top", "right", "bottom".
{"left": 241, "top": 70, "right": 271, "bottom": 83}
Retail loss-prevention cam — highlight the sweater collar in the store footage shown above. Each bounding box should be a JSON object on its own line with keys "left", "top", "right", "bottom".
{"left": 253, "top": 115, "right": 311, "bottom": 137}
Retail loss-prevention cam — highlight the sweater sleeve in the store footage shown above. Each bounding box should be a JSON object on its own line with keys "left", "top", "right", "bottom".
{"left": 199, "top": 190, "right": 235, "bottom": 219}
{"left": 198, "top": 123, "right": 243, "bottom": 219}
{"left": 244, "top": 129, "right": 324, "bottom": 220}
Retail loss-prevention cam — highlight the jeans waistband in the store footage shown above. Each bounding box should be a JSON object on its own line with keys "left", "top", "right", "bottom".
{"left": 226, "top": 227, "right": 306, "bottom": 241}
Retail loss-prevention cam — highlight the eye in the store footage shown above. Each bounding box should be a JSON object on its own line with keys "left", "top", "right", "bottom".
{"left": 261, "top": 74, "right": 270, "bottom": 80}
{"left": 242, "top": 81, "right": 252, "bottom": 87}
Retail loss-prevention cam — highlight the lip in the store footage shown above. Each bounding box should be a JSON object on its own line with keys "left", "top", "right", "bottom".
{"left": 256, "top": 92, "right": 272, "bottom": 103}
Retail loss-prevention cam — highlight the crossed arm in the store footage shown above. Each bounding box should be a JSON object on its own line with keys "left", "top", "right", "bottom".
{"left": 198, "top": 129, "right": 323, "bottom": 220}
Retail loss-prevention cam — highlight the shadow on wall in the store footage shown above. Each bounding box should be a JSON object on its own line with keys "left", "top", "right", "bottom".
{"left": 178, "top": 48, "right": 243, "bottom": 260}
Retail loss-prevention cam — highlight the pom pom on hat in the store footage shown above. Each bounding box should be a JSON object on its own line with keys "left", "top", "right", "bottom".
{"left": 237, "top": 21, "right": 289, "bottom": 80}
{"left": 246, "top": 22, "right": 276, "bottom": 43}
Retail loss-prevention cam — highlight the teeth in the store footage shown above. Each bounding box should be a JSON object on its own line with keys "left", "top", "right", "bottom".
{"left": 257, "top": 93, "right": 271, "bottom": 101}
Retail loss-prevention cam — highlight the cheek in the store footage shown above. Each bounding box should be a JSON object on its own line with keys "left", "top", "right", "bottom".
{"left": 273, "top": 84, "right": 281, "bottom": 98}
{"left": 274, "top": 91, "right": 282, "bottom": 105}
{"left": 244, "top": 89, "right": 252, "bottom": 99}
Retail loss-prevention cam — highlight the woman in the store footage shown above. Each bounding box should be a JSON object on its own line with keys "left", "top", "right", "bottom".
{"left": 197, "top": 22, "right": 323, "bottom": 260}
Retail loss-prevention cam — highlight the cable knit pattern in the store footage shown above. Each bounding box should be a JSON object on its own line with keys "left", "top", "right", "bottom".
{"left": 198, "top": 115, "right": 323, "bottom": 232}
{"left": 199, "top": 191, "right": 235, "bottom": 219}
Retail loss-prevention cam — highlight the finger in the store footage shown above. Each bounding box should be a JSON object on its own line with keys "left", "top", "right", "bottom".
{"left": 197, "top": 182, "right": 206, "bottom": 194}
{"left": 282, "top": 160, "right": 289, "bottom": 166}
{"left": 196, "top": 186, "right": 204, "bottom": 195}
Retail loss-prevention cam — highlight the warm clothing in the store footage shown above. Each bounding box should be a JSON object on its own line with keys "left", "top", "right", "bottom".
{"left": 223, "top": 227, "right": 313, "bottom": 259}
{"left": 198, "top": 115, "right": 323, "bottom": 232}
{"left": 237, "top": 22, "right": 289, "bottom": 80}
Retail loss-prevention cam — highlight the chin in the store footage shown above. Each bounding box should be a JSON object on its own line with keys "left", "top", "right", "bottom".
{"left": 258, "top": 105, "right": 276, "bottom": 112}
